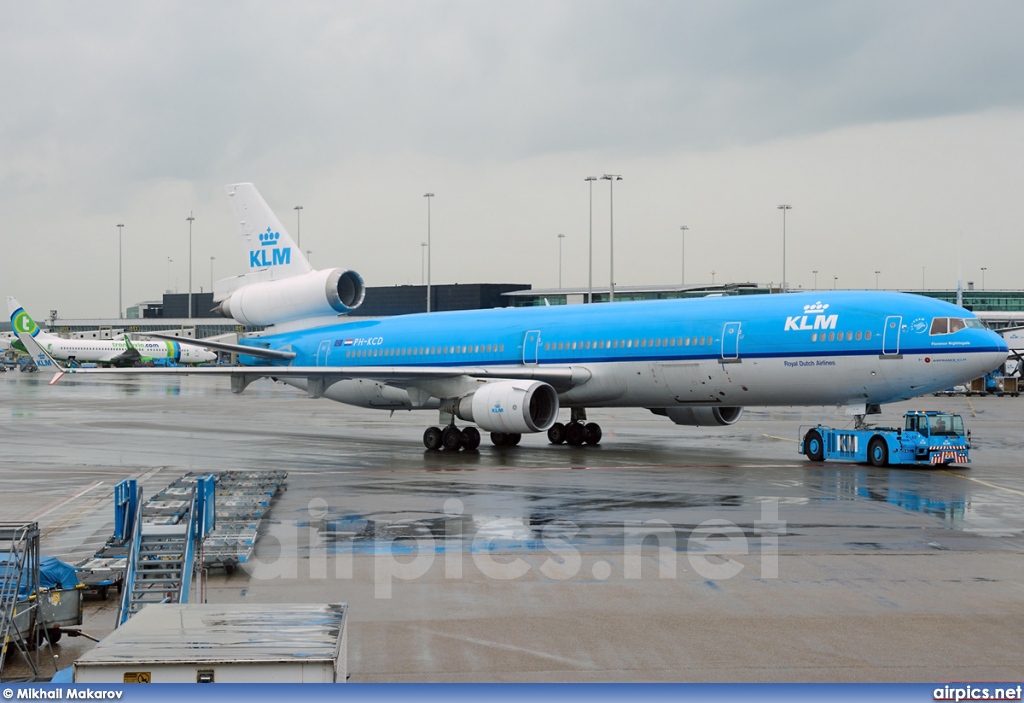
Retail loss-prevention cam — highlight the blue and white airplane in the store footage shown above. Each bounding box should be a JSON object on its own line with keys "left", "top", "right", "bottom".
{"left": 18, "top": 183, "right": 1009, "bottom": 452}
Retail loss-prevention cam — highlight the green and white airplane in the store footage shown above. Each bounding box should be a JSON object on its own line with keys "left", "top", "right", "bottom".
{"left": 7, "top": 298, "right": 217, "bottom": 367}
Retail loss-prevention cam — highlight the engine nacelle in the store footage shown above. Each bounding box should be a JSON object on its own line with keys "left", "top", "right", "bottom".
{"left": 651, "top": 406, "right": 744, "bottom": 426}
{"left": 213, "top": 268, "right": 365, "bottom": 326}
{"left": 453, "top": 380, "right": 560, "bottom": 434}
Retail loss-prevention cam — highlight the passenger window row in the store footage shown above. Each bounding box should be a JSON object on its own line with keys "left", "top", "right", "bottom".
{"left": 810, "top": 330, "right": 873, "bottom": 342}
{"left": 543, "top": 336, "right": 714, "bottom": 352}
{"left": 344, "top": 344, "right": 506, "bottom": 359}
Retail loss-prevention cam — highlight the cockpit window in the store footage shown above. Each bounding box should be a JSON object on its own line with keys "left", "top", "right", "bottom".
{"left": 930, "top": 317, "right": 973, "bottom": 335}
{"left": 964, "top": 318, "right": 986, "bottom": 329}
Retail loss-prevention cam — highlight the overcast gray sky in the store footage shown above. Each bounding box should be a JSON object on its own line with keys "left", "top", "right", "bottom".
{"left": 3, "top": 0, "right": 1023, "bottom": 318}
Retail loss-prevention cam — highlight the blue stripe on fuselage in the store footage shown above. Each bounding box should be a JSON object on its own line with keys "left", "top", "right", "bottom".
{"left": 237, "top": 290, "right": 1008, "bottom": 368}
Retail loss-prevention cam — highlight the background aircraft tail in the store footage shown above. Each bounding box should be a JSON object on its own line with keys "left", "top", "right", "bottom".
{"left": 7, "top": 297, "right": 63, "bottom": 377}
{"left": 6, "top": 297, "right": 46, "bottom": 341}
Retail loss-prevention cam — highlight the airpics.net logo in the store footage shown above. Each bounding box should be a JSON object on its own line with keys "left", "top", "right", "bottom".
{"left": 11, "top": 310, "right": 37, "bottom": 337}
{"left": 240, "top": 497, "right": 787, "bottom": 599}
{"left": 784, "top": 301, "right": 838, "bottom": 332}
{"left": 249, "top": 227, "right": 291, "bottom": 268}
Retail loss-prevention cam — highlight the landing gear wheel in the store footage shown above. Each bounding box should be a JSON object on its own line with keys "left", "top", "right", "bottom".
{"left": 548, "top": 422, "right": 566, "bottom": 445}
{"left": 423, "top": 426, "right": 443, "bottom": 451}
{"left": 442, "top": 426, "right": 463, "bottom": 451}
{"left": 461, "top": 427, "right": 481, "bottom": 450}
{"left": 491, "top": 432, "right": 508, "bottom": 447}
{"left": 566, "top": 422, "right": 587, "bottom": 446}
{"left": 805, "top": 429, "right": 825, "bottom": 462}
{"left": 584, "top": 422, "right": 602, "bottom": 445}
{"left": 508, "top": 433, "right": 522, "bottom": 446}
{"left": 868, "top": 437, "right": 888, "bottom": 467}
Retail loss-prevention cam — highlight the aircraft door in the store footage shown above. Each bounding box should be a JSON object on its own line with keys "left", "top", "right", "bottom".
{"left": 316, "top": 339, "right": 331, "bottom": 366}
{"left": 523, "top": 330, "right": 541, "bottom": 365}
{"left": 882, "top": 316, "right": 902, "bottom": 356}
{"left": 721, "top": 322, "right": 741, "bottom": 361}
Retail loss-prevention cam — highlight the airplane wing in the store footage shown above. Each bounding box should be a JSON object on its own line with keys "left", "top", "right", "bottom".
{"left": 24, "top": 332, "right": 591, "bottom": 392}
{"left": 48, "top": 362, "right": 590, "bottom": 391}
{"left": 104, "top": 348, "right": 142, "bottom": 367}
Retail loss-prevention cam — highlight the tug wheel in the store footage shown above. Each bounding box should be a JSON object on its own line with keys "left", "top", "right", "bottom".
{"left": 868, "top": 437, "right": 889, "bottom": 467}
{"left": 805, "top": 429, "right": 825, "bottom": 461}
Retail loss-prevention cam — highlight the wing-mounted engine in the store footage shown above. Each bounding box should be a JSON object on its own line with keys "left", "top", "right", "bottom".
{"left": 213, "top": 268, "right": 365, "bottom": 326}
{"left": 650, "top": 406, "right": 743, "bottom": 426}
{"left": 449, "top": 380, "right": 560, "bottom": 434}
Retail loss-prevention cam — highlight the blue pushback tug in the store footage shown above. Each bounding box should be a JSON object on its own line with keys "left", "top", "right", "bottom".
{"left": 799, "top": 411, "right": 971, "bottom": 467}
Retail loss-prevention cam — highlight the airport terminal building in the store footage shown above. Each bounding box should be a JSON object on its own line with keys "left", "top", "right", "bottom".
{"left": 5, "top": 282, "right": 1024, "bottom": 340}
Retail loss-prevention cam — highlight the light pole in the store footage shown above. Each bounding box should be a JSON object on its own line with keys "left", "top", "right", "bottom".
{"left": 166, "top": 257, "right": 173, "bottom": 293}
{"left": 833, "top": 275, "right": 838, "bottom": 290}
{"left": 812, "top": 270, "right": 818, "bottom": 289}
{"left": 710, "top": 270, "right": 716, "bottom": 285}
{"left": 679, "top": 225, "right": 689, "bottom": 287}
{"left": 186, "top": 212, "right": 195, "bottom": 319}
{"left": 981, "top": 267, "right": 987, "bottom": 290}
{"left": 420, "top": 243, "right": 427, "bottom": 285}
{"left": 875, "top": 270, "right": 880, "bottom": 289}
{"left": 922, "top": 266, "right": 925, "bottom": 290}
{"left": 117, "top": 223, "right": 123, "bottom": 319}
{"left": 210, "top": 256, "right": 215, "bottom": 291}
{"left": 423, "top": 193, "right": 434, "bottom": 312}
{"left": 293, "top": 205, "right": 303, "bottom": 248}
{"left": 777, "top": 204, "right": 792, "bottom": 292}
{"left": 601, "top": 174, "right": 622, "bottom": 302}
{"left": 585, "top": 176, "right": 597, "bottom": 303}
{"left": 557, "top": 234, "right": 566, "bottom": 288}
{"left": 306, "top": 250, "right": 312, "bottom": 265}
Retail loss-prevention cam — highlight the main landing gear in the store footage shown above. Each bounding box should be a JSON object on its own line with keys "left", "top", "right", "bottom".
{"left": 421, "top": 409, "right": 603, "bottom": 451}
{"left": 547, "top": 408, "right": 602, "bottom": 446}
{"left": 423, "top": 424, "right": 481, "bottom": 451}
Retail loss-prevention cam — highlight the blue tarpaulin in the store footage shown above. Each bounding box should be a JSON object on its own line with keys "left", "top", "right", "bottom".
{"left": 0, "top": 555, "right": 81, "bottom": 597}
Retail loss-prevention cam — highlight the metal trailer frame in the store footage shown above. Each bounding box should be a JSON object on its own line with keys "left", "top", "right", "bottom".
{"left": 0, "top": 522, "right": 57, "bottom": 682}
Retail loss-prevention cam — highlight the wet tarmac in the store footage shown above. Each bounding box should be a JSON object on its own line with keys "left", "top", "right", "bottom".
{"left": 1, "top": 371, "right": 1023, "bottom": 681}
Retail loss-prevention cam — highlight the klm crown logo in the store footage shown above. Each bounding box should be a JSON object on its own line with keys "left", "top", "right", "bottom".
{"left": 250, "top": 228, "right": 291, "bottom": 268}
{"left": 491, "top": 401, "right": 505, "bottom": 414}
{"left": 785, "top": 300, "right": 838, "bottom": 332}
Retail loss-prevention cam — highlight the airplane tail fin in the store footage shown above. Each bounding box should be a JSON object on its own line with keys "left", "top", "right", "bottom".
{"left": 7, "top": 297, "right": 43, "bottom": 342}
{"left": 6, "top": 297, "right": 65, "bottom": 383}
{"left": 225, "top": 183, "right": 313, "bottom": 282}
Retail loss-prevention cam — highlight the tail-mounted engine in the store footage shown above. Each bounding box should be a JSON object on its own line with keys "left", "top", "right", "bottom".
{"left": 448, "top": 380, "right": 560, "bottom": 434}
{"left": 213, "top": 268, "right": 365, "bottom": 326}
{"left": 651, "top": 406, "right": 744, "bottom": 426}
